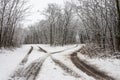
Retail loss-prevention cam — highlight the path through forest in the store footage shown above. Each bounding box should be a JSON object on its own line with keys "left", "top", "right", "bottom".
{"left": 8, "top": 45, "right": 114, "bottom": 80}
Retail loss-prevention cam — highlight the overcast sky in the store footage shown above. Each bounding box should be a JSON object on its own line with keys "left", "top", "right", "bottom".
{"left": 23, "top": 0, "right": 66, "bottom": 27}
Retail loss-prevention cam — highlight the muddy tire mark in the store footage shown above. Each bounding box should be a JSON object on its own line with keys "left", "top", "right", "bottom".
{"left": 10, "top": 46, "right": 48, "bottom": 80}
{"left": 51, "top": 57, "right": 81, "bottom": 78}
{"left": 23, "top": 58, "right": 45, "bottom": 80}
{"left": 71, "top": 52, "right": 114, "bottom": 80}
{"left": 38, "top": 46, "right": 47, "bottom": 53}
{"left": 11, "top": 56, "right": 48, "bottom": 80}
{"left": 20, "top": 46, "right": 33, "bottom": 65}
{"left": 9, "top": 45, "right": 81, "bottom": 80}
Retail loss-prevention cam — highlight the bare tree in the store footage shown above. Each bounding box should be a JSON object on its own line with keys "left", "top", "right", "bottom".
{"left": 0, "top": 0, "right": 28, "bottom": 48}
{"left": 115, "top": 0, "right": 120, "bottom": 51}
{"left": 24, "top": 3, "right": 77, "bottom": 46}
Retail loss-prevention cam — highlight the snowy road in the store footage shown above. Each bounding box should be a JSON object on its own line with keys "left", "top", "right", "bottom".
{"left": 0, "top": 44, "right": 117, "bottom": 80}
{"left": 9, "top": 45, "right": 84, "bottom": 80}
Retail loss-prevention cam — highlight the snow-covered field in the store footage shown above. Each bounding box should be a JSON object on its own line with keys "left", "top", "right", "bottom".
{"left": 0, "top": 44, "right": 120, "bottom": 80}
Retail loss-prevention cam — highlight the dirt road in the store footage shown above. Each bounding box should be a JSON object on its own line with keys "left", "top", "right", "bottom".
{"left": 10, "top": 45, "right": 114, "bottom": 80}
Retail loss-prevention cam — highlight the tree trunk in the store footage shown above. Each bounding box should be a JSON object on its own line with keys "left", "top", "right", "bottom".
{"left": 115, "top": 0, "right": 120, "bottom": 51}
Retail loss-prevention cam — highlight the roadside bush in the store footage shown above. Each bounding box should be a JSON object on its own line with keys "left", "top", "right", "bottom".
{"left": 78, "top": 43, "right": 118, "bottom": 59}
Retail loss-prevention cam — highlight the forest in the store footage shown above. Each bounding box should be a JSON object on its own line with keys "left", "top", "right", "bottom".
{"left": 0, "top": 0, "right": 120, "bottom": 51}
{"left": 1, "top": 0, "right": 120, "bottom": 80}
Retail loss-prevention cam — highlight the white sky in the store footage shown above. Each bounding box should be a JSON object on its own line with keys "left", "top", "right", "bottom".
{"left": 23, "top": 0, "right": 67, "bottom": 27}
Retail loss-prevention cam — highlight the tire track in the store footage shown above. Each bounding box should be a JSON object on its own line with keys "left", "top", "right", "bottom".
{"left": 10, "top": 45, "right": 80, "bottom": 80}
{"left": 38, "top": 45, "right": 78, "bottom": 54}
{"left": 10, "top": 46, "right": 48, "bottom": 80}
{"left": 10, "top": 55, "right": 49, "bottom": 80}
{"left": 51, "top": 57, "right": 81, "bottom": 78}
{"left": 10, "top": 46, "right": 33, "bottom": 80}
{"left": 71, "top": 52, "right": 115, "bottom": 80}
{"left": 38, "top": 46, "right": 47, "bottom": 53}
{"left": 20, "top": 46, "right": 33, "bottom": 65}
{"left": 38, "top": 45, "right": 82, "bottom": 78}
{"left": 22, "top": 57, "right": 47, "bottom": 80}
{"left": 51, "top": 45, "right": 78, "bottom": 54}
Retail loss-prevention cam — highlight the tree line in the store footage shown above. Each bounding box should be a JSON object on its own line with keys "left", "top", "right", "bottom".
{"left": 0, "top": 0, "right": 28, "bottom": 48}
{"left": 25, "top": 0, "right": 120, "bottom": 52}
{"left": 1, "top": 0, "right": 120, "bottom": 52}
{"left": 72, "top": 0, "right": 120, "bottom": 51}
{"left": 24, "top": 2, "right": 77, "bottom": 46}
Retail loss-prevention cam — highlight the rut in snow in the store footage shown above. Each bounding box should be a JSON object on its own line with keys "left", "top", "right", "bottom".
{"left": 10, "top": 45, "right": 79, "bottom": 80}
{"left": 51, "top": 57, "right": 81, "bottom": 78}
{"left": 20, "top": 46, "right": 33, "bottom": 65}
{"left": 71, "top": 52, "right": 115, "bottom": 80}
{"left": 10, "top": 55, "right": 49, "bottom": 80}
{"left": 38, "top": 45, "right": 78, "bottom": 54}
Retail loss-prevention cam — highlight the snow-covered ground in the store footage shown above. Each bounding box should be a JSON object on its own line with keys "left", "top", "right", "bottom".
{"left": 0, "top": 45, "right": 30, "bottom": 80}
{"left": 77, "top": 53, "right": 120, "bottom": 80}
{"left": 36, "top": 57, "right": 82, "bottom": 80}
{"left": 0, "top": 44, "right": 82, "bottom": 80}
{"left": 0, "top": 44, "right": 120, "bottom": 80}
{"left": 27, "top": 44, "right": 77, "bottom": 53}
{"left": 52, "top": 45, "right": 95, "bottom": 80}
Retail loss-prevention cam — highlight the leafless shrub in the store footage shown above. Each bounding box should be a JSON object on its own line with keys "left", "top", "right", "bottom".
{"left": 79, "top": 43, "right": 117, "bottom": 58}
